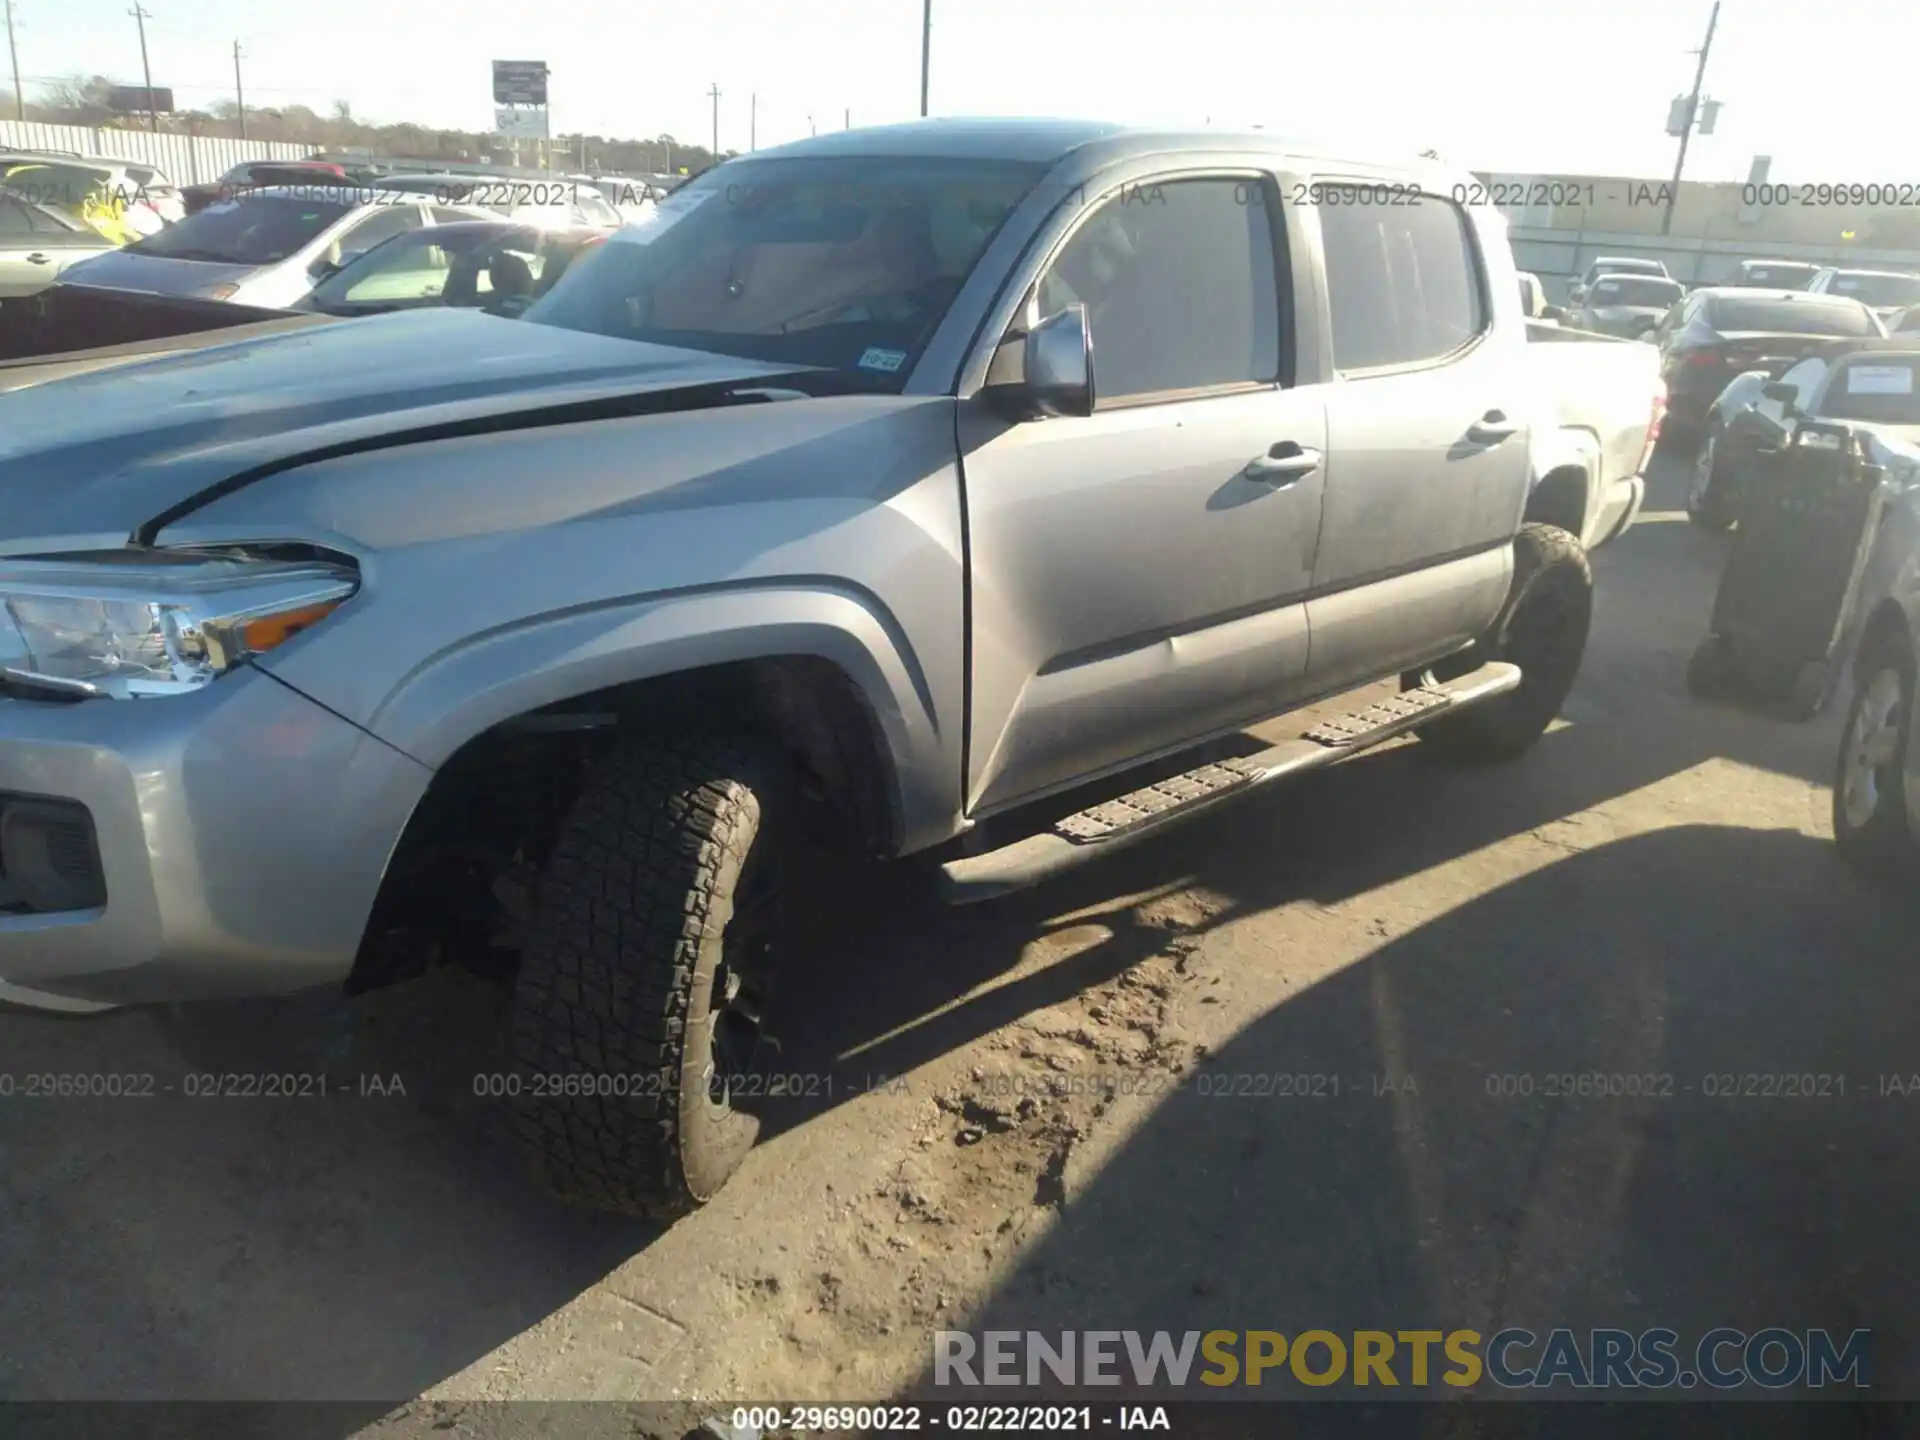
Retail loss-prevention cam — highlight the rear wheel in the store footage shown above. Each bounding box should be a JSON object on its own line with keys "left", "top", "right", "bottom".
{"left": 1687, "top": 428, "right": 1736, "bottom": 531}
{"left": 1410, "top": 523, "right": 1594, "bottom": 763}
{"left": 1833, "top": 643, "right": 1917, "bottom": 878}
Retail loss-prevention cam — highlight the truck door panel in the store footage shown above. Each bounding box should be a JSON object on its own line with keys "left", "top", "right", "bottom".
{"left": 958, "top": 172, "right": 1329, "bottom": 816}
{"left": 1304, "top": 189, "right": 1529, "bottom": 692}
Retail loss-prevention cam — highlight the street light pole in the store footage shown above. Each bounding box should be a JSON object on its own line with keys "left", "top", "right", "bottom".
{"left": 709, "top": 81, "right": 720, "bottom": 161}
{"left": 232, "top": 38, "right": 245, "bottom": 139}
{"left": 5, "top": 0, "right": 23, "bottom": 122}
{"left": 1661, "top": 0, "right": 1720, "bottom": 238}
{"left": 128, "top": 3, "right": 157, "bottom": 133}
{"left": 919, "top": 0, "right": 931, "bottom": 116}
{"left": 750, "top": 91, "right": 756, "bottom": 151}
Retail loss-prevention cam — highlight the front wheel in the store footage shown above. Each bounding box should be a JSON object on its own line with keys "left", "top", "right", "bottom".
{"left": 507, "top": 731, "right": 794, "bottom": 1219}
{"left": 1833, "top": 644, "right": 1917, "bottom": 878}
{"left": 1412, "top": 523, "right": 1594, "bottom": 763}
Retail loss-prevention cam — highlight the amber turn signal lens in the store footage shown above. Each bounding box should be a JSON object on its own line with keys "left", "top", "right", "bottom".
{"left": 238, "top": 601, "right": 343, "bottom": 656}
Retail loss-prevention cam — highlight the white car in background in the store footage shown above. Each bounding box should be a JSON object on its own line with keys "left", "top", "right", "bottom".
{"left": 56, "top": 186, "right": 494, "bottom": 308}
{"left": 373, "top": 173, "right": 624, "bottom": 231}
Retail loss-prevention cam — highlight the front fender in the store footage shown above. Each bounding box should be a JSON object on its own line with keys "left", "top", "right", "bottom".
{"left": 353, "top": 582, "right": 956, "bottom": 853}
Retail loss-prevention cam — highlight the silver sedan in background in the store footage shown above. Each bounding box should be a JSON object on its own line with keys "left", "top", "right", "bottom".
{"left": 1567, "top": 273, "right": 1685, "bottom": 339}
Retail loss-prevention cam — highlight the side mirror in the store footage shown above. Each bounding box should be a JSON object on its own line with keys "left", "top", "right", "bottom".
{"left": 1762, "top": 381, "right": 1798, "bottom": 406}
{"left": 1021, "top": 305, "right": 1095, "bottom": 418}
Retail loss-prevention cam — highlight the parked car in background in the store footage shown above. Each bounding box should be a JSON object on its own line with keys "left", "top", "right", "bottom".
{"left": 56, "top": 186, "right": 495, "bottom": 308}
{"left": 296, "top": 220, "right": 609, "bottom": 317}
{"left": 1567, "top": 273, "right": 1684, "bottom": 339}
{"left": 1687, "top": 336, "right": 1920, "bottom": 528}
{"left": 1728, "top": 258, "right": 1820, "bottom": 291}
{"left": 1567, "top": 255, "right": 1670, "bottom": 310}
{"left": 109, "top": 160, "right": 186, "bottom": 226}
{"left": 1831, "top": 432, "right": 1920, "bottom": 876}
{"left": 0, "top": 155, "right": 159, "bottom": 243}
{"left": 372, "top": 173, "right": 625, "bottom": 230}
{"left": 1651, "top": 287, "right": 1884, "bottom": 439}
{"left": 0, "top": 186, "right": 119, "bottom": 301}
{"left": 1806, "top": 268, "right": 1920, "bottom": 326}
{"left": 181, "top": 159, "right": 359, "bottom": 216}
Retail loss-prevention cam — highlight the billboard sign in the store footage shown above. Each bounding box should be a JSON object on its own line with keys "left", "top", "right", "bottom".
{"left": 108, "top": 85, "right": 174, "bottom": 114}
{"left": 492, "top": 60, "right": 548, "bottom": 106}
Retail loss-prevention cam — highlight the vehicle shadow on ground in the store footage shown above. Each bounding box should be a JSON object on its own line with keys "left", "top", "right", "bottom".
{"left": 0, "top": 456, "right": 1854, "bottom": 1413}
{"left": 890, "top": 824, "right": 1920, "bottom": 1434}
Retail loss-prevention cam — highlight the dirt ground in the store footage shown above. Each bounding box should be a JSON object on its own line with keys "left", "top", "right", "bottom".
{"left": 3, "top": 451, "right": 1916, "bottom": 1435}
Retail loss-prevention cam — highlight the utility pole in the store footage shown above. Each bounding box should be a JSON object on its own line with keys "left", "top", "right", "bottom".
{"left": 232, "top": 38, "right": 245, "bottom": 139}
{"left": 843, "top": 107, "right": 849, "bottom": 130}
{"left": 5, "top": 0, "right": 23, "bottom": 122}
{"left": 750, "top": 91, "right": 756, "bottom": 151}
{"left": 708, "top": 82, "right": 720, "bottom": 161}
{"left": 807, "top": 113, "right": 815, "bottom": 136}
{"left": 1661, "top": 0, "right": 1720, "bottom": 238}
{"left": 129, "top": 3, "right": 156, "bottom": 132}
{"left": 919, "top": 0, "right": 931, "bottom": 116}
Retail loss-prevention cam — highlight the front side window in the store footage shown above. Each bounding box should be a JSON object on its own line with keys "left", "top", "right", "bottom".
{"left": 335, "top": 205, "right": 422, "bottom": 263}
{"left": 1033, "top": 178, "right": 1282, "bottom": 403}
{"left": 317, "top": 227, "right": 484, "bottom": 306}
{"left": 1320, "top": 193, "right": 1486, "bottom": 370}
{"left": 525, "top": 155, "right": 1044, "bottom": 386}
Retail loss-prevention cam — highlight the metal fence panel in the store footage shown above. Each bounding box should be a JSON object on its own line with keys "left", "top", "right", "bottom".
{"left": 0, "top": 120, "right": 306, "bottom": 185}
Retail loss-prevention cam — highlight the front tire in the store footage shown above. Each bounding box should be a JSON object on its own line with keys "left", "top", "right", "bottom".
{"left": 1687, "top": 428, "right": 1736, "bottom": 531}
{"left": 508, "top": 731, "right": 793, "bottom": 1219}
{"left": 1412, "top": 523, "right": 1594, "bottom": 763}
{"left": 1833, "top": 643, "right": 1917, "bottom": 878}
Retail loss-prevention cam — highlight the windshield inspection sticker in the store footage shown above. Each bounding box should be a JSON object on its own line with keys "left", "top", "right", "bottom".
{"left": 1847, "top": 365, "right": 1916, "bottom": 395}
{"left": 858, "top": 347, "right": 907, "bottom": 373}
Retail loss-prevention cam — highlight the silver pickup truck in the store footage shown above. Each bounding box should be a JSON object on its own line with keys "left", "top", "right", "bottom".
{"left": 0, "top": 119, "right": 1648, "bottom": 1218}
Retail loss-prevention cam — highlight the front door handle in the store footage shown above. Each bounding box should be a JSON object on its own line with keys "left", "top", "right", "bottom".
{"left": 24, "top": 253, "right": 51, "bottom": 265}
{"left": 1467, "top": 410, "right": 1519, "bottom": 443}
{"left": 1245, "top": 441, "right": 1322, "bottom": 485}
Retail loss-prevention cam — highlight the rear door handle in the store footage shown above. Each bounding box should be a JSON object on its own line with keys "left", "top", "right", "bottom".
{"left": 1467, "top": 410, "right": 1519, "bottom": 443}
{"left": 1244, "top": 441, "right": 1322, "bottom": 485}
{"left": 25, "top": 253, "right": 51, "bottom": 265}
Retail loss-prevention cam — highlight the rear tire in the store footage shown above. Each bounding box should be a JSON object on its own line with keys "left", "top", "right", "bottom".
{"left": 508, "top": 731, "right": 794, "bottom": 1219}
{"left": 1412, "top": 523, "right": 1593, "bottom": 763}
{"left": 1687, "top": 634, "right": 1732, "bottom": 698}
{"left": 1833, "top": 643, "right": 1917, "bottom": 879}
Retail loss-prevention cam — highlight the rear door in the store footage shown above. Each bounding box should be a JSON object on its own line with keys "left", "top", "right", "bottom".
{"left": 958, "top": 169, "right": 1332, "bottom": 815}
{"left": 0, "top": 195, "right": 51, "bottom": 297}
{"left": 1302, "top": 183, "right": 1523, "bottom": 694}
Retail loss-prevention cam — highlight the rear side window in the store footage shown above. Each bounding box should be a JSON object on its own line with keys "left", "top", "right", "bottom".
{"left": 1319, "top": 194, "right": 1485, "bottom": 370}
{"left": 1036, "top": 177, "right": 1283, "bottom": 402}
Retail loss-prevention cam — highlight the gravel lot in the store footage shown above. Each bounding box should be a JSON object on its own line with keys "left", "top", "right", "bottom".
{"left": 4, "top": 450, "right": 1914, "bottom": 1434}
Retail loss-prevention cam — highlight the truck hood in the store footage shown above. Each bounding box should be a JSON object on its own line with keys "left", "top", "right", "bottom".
{"left": 0, "top": 308, "right": 819, "bottom": 544}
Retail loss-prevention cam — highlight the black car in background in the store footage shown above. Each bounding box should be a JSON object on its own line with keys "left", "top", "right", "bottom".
{"left": 1652, "top": 287, "right": 1885, "bottom": 437}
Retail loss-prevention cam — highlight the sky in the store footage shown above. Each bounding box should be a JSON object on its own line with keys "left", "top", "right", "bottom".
{"left": 6, "top": 0, "right": 1917, "bottom": 181}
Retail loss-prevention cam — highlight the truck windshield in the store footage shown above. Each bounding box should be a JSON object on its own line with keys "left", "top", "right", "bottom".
{"left": 522, "top": 155, "right": 1046, "bottom": 385}
{"left": 1709, "top": 296, "right": 1878, "bottom": 336}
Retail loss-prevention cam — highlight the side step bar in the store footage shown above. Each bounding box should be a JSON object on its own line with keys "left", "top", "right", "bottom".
{"left": 938, "top": 661, "right": 1522, "bottom": 905}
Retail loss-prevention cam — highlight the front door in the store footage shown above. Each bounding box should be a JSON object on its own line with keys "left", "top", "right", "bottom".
{"left": 958, "top": 172, "right": 1330, "bottom": 816}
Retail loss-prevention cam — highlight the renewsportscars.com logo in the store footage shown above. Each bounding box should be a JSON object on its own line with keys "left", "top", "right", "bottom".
{"left": 933, "top": 1328, "right": 1871, "bottom": 1390}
